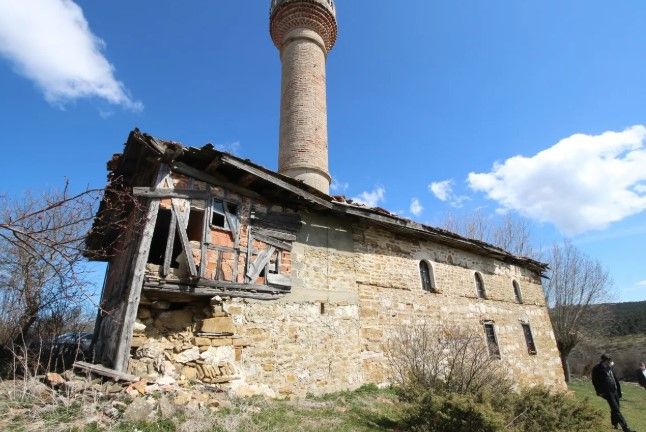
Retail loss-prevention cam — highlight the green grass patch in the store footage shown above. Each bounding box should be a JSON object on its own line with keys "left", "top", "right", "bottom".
{"left": 41, "top": 401, "right": 83, "bottom": 425}
{"left": 570, "top": 378, "right": 646, "bottom": 431}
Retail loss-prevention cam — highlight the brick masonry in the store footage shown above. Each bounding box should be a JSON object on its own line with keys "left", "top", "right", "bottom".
{"left": 271, "top": 0, "right": 337, "bottom": 194}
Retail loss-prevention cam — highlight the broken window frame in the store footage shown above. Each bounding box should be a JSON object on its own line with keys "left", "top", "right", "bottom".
{"left": 483, "top": 321, "right": 501, "bottom": 359}
{"left": 521, "top": 323, "right": 537, "bottom": 355}
{"left": 210, "top": 198, "right": 239, "bottom": 231}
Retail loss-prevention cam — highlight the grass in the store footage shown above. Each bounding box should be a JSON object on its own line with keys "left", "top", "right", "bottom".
{"left": 569, "top": 378, "right": 646, "bottom": 431}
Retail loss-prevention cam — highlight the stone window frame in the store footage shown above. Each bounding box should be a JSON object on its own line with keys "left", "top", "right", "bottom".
{"left": 474, "top": 272, "right": 487, "bottom": 299}
{"left": 419, "top": 260, "right": 438, "bottom": 293}
{"left": 512, "top": 280, "right": 523, "bottom": 304}
{"left": 482, "top": 320, "right": 501, "bottom": 360}
{"left": 520, "top": 321, "right": 537, "bottom": 355}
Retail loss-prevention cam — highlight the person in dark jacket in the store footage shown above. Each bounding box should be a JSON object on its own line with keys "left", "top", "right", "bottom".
{"left": 592, "top": 354, "right": 635, "bottom": 431}
{"left": 638, "top": 362, "right": 646, "bottom": 390}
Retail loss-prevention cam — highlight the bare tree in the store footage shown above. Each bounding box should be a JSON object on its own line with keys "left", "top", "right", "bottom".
{"left": 544, "top": 241, "right": 612, "bottom": 382}
{"left": 0, "top": 181, "right": 138, "bottom": 375}
{"left": 0, "top": 186, "right": 99, "bottom": 345}
{"left": 385, "top": 323, "right": 510, "bottom": 396}
{"left": 439, "top": 210, "right": 537, "bottom": 258}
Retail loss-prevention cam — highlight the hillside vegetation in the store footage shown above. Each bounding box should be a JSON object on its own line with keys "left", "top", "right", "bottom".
{"left": 569, "top": 300, "right": 646, "bottom": 379}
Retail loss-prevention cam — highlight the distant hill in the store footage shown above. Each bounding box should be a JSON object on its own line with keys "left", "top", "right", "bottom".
{"left": 596, "top": 300, "right": 646, "bottom": 336}
{"left": 569, "top": 300, "right": 646, "bottom": 380}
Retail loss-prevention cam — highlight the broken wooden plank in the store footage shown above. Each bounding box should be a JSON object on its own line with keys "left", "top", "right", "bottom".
{"left": 251, "top": 227, "right": 297, "bottom": 242}
{"left": 266, "top": 273, "right": 292, "bottom": 287}
{"left": 170, "top": 200, "right": 198, "bottom": 277}
{"left": 133, "top": 187, "right": 210, "bottom": 200}
{"left": 223, "top": 202, "right": 240, "bottom": 245}
{"left": 246, "top": 246, "right": 276, "bottom": 282}
{"left": 73, "top": 361, "right": 139, "bottom": 383}
{"left": 252, "top": 232, "right": 292, "bottom": 251}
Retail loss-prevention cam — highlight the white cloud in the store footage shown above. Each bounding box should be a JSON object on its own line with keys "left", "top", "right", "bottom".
{"left": 410, "top": 198, "right": 423, "bottom": 216}
{"left": 330, "top": 178, "right": 349, "bottom": 194}
{"left": 352, "top": 187, "right": 385, "bottom": 208}
{"left": 428, "top": 179, "right": 470, "bottom": 208}
{"left": 429, "top": 180, "right": 453, "bottom": 201}
{"left": 0, "top": 0, "right": 142, "bottom": 110}
{"left": 636, "top": 280, "right": 646, "bottom": 287}
{"left": 468, "top": 126, "right": 646, "bottom": 235}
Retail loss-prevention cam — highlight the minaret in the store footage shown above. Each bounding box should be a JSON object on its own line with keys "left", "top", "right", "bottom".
{"left": 270, "top": 0, "right": 337, "bottom": 194}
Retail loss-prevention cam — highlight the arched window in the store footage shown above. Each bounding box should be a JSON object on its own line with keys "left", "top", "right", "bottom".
{"left": 513, "top": 280, "right": 523, "bottom": 303}
{"left": 419, "top": 261, "right": 436, "bottom": 292}
{"left": 475, "top": 272, "right": 486, "bottom": 299}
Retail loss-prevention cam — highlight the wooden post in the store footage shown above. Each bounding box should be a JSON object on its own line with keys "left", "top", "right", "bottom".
{"left": 113, "top": 164, "right": 170, "bottom": 372}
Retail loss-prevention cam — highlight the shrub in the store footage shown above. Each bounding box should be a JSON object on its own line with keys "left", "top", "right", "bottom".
{"left": 400, "top": 391, "right": 505, "bottom": 432}
{"left": 385, "top": 323, "right": 511, "bottom": 398}
{"left": 506, "top": 387, "right": 605, "bottom": 432}
{"left": 399, "top": 385, "right": 606, "bottom": 431}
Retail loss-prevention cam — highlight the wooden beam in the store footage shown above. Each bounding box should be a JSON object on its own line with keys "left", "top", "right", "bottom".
{"left": 113, "top": 164, "right": 169, "bottom": 372}
{"left": 252, "top": 232, "right": 292, "bottom": 251}
{"left": 162, "top": 211, "right": 177, "bottom": 277}
{"left": 250, "top": 227, "right": 297, "bottom": 242}
{"left": 196, "top": 279, "right": 287, "bottom": 292}
{"left": 73, "top": 361, "right": 139, "bottom": 383}
{"left": 171, "top": 162, "right": 261, "bottom": 199}
{"left": 220, "top": 155, "right": 333, "bottom": 209}
{"left": 143, "top": 284, "right": 285, "bottom": 301}
{"left": 133, "top": 187, "right": 210, "bottom": 200}
{"left": 199, "top": 199, "right": 211, "bottom": 278}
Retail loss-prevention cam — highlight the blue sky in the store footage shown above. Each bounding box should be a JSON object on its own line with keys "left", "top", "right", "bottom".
{"left": 1, "top": 0, "right": 645, "bottom": 301}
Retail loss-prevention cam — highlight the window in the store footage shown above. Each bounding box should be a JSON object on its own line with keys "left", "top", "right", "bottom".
{"left": 521, "top": 323, "right": 537, "bottom": 355}
{"left": 148, "top": 209, "right": 172, "bottom": 265}
{"left": 475, "top": 272, "right": 486, "bottom": 299}
{"left": 483, "top": 322, "right": 501, "bottom": 359}
{"left": 187, "top": 207, "right": 205, "bottom": 241}
{"left": 513, "top": 280, "right": 523, "bottom": 303}
{"left": 211, "top": 199, "right": 238, "bottom": 229}
{"left": 419, "top": 261, "right": 436, "bottom": 292}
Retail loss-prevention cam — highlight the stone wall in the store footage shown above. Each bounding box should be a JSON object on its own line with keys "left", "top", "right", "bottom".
{"left": 128, "top": 208, "right": 565, "bottom": 397}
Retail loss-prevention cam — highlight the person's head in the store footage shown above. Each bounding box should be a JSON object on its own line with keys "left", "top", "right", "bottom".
{"left": 601, "top": 353, "right": 613, "bottom": 367}
{"left": 640, "top": 362, "right": 645, "bottom": 370}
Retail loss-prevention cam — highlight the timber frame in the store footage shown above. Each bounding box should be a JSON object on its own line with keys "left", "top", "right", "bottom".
{"left": 86, "top": 129, "right": 548, "bottom": 372}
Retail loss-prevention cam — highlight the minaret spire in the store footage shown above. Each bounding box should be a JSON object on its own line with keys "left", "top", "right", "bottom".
{"left": 270, "top": 0, "right": 338, "bottom": 194}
